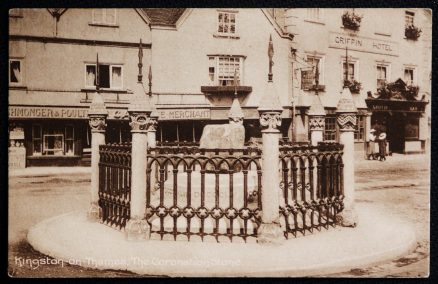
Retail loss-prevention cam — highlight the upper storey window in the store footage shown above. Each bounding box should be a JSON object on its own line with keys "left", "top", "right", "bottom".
{"left": 405, "top": 11, "right": 415, "bottom": 26}
{"left": 9, "top": 59, "right": 23, "bottom": 86}
{"left": 306, "top": 8, "right": 324, "bottom": 23}
{"left": 217, "top": 11, "right": 237, "bottom": 35}
{"left": 85, "top": 63, "right": 123, "bottom": 90}
{"left": 92, "top": 9, "right": 117, "bottom": 26}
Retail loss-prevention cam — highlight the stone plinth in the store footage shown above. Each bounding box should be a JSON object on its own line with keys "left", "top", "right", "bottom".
{"left": 200, "top": 124, "right": 245, "bottom": 149}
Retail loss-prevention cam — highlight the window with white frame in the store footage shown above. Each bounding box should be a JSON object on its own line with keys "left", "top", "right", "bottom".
{"left": 9, "top": 59, "right": 23, "bottom": 85}
{"left": 301, "top": 55, "right": 323, "bottom": 90}
{"left": 85, "top": 63, "right": 123, "bottom": 89}
{"left": 217, "top": 11, "right": 237, "bottom": 35}
{"left": 33, "top": 124, "right": 75, "bottom": 156}
{"left": 306, "top": 8, "right": 323, "bottom": 22}
{"left": 405, "top": 11, "right": 415, "bottom": 26}
{"left": 376, "top": 64, "right": 389, "bottom": 88}
{"left": 92, "top": 9, "right": 117, "bottom": 25}
{"left": 208, "top": 56, "right": 243, "bottom": 86}
{"left": 43, "top": 129, "right": 64, "bottom": 156}
{"left": 404, "top": 67, "right": 416, "bottom": 85}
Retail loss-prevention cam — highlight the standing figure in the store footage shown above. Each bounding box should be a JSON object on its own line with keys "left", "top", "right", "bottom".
{"left": 367, "top": 129, "right": 377, "bottom": 160}
{"left": 377, "top": 132, "right": 387, "bottom": 161}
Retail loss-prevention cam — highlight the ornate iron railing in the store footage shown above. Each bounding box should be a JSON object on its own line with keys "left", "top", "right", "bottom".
{"left": 146, "top": 146, "right": 262, "bottom": 242}
{"left": 279, "top": 142, "right": 344, "bottom": 238}
{"left": 98, "top": 142, "right": 132, "bottom": 230}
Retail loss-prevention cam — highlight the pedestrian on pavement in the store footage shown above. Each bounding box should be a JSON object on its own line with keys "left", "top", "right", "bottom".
{"left": 377, "top": 132, "right": 387, "bottom": 161}
{"left": 367, "top": 129, "right": 377, "bottom": 160}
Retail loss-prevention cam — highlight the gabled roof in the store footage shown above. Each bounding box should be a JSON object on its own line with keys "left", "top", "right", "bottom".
{"left": 141, "top": 8, "right": 186, "bottom": 26}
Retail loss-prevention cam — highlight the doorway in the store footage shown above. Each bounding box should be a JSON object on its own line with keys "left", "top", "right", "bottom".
{"left": 387, "top": 112, "right": 405, "bottom": 153}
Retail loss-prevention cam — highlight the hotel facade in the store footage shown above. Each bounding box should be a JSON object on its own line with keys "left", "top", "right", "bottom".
{"left": 282, "top": 8, "right": 431, "bottom": 154}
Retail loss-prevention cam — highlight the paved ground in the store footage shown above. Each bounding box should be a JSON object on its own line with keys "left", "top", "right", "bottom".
{"left": 7, "top": 153, "right": 430, "bottom": 277}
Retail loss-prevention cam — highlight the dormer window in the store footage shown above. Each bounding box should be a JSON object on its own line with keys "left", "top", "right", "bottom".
{"left": 218, "top": 11, "right": 237, "bottom": 35}
{"left": 92, "top": 9, "right": 117, "bottom": 26}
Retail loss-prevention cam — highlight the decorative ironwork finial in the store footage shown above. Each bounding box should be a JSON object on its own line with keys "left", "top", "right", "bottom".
{"left": 96, "top": 53, "right": 100, "bottom": 92}
{"left": 315, "top": 61, "right": 320, "bottom": 95}
{"left": 148, "top": 66, "right": 152, "bottom": 97}
{"left": 138, "top": 39, "right": 143, "bottom": 83}
{"left": 233, "top": 68, "right": 238, "bottom": 96}
{"left": 268, "top": 34, "right": 274, "bottom": 82}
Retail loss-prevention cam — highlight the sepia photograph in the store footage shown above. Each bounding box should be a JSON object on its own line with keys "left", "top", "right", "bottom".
{"left": 7, "top": 7, "right": 431, "bottom": 277}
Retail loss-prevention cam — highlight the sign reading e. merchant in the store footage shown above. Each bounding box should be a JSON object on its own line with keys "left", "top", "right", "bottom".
{"left": 329, "top": 32, "right": 399, "bottom": 56}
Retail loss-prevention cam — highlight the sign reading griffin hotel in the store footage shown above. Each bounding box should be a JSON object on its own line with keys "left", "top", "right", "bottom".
{"left": 329, "top": 32, "right": 399, "bottom": 56}
{"left": 9, "top": 106, "right": 211, "bottom": 120}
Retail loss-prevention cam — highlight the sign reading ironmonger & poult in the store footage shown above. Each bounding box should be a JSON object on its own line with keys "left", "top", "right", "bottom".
{"left": 9, "top": 106, "right": 89, "bottom": 119}
{"left": 329, "top": 32, "right": 399, "bottom": 56}
{"left": 9, "top": 106, "right": 211, "bottom": 120}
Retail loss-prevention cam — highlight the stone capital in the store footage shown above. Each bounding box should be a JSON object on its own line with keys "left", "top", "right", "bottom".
{"left": 309, "top": 115, "right": 325, "bottom": 131}
{"left": 129, "top": 111, "right": 150, "bottom": 133}
{"left": 257, "top": 221, "right": 284, "bottom": 245}
{"left": 337, "top": 113, "right": 357, "bottom": 132}
{"left": 88, "top": 115, "right": 107, "bottom": 133}
{"left": 125, "top": 217, "right": 150, "bottom": 241}
{"left": 259, "top": 111, "right": 282, "bottom": 133}
{"left": 147, "top": 116, "right": 158, "bottom": 132}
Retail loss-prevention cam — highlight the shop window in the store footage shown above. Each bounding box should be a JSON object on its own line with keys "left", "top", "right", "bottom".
{"left": 324, "top": 116, "right": 337, "bottom": 142}
{"left": 32, "top": 124, "right": 76, "bottom": 156}
{"left": 65, "top": 125, "right": 74, "bottom": 156}
{"left": 354, "top": 115, "right": 365, "bottom": 142}
{"left": 92, "top": 9, "right": 117, "bottom": 25}
{"left": 301, "top": 56, "right": 323, "bottom": 90}
{"left": 32, "top": 125, "right": 42, "bottom": 156}
{"left": 404, "top": 67, "right": 415, "bottom": 86}
{"left": 9, "top": 59, "right": 23, "bottom": 85}
{"left": 376, "top": 64, "right": 388, "bottom": 88}
{"left": 208, "top": 56, "right": 244, "bottom": 86}
{"left": 85, "top": 64, "right": 123, "bottom": 89}
{"left": 217, "top": 11, "right": 237, "bottom": 35}
{"left": 43, "top": 130, "right": 64, "bottom": 156}
{"left": 405, "top": 11, "right": 415, "bottom": 27}
{"left": 405, "top": 118, "right": 419, "bottom": 140}
{"left": 306, "top": 8, "right": 323, "bottom": 22}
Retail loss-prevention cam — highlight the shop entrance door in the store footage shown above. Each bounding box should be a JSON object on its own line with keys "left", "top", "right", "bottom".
{"left": 388, "top": 113, "right": 405, "bottom": 153}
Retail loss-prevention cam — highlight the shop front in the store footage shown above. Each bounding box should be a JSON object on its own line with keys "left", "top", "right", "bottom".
{"left": 366, "top": 98, "right": 427, "bottom": 154}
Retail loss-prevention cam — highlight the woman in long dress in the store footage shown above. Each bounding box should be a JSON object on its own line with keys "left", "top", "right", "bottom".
{"left": 367, "top": 129, "right": 377, "bottom": 160}
{"left": 377, "top": 132, "right": 387, "bottom": 161}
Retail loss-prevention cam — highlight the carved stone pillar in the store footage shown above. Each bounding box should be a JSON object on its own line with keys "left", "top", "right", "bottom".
{"left": 125, "top": 94, "right": 152, "bottom": 241}
{"left": 87, "top": 93, "right": 108, "bottom": 222}
{"left": 336, "top": 87, "right": 358, "bottom": 227}
{"left": 257, "top": 110, "right": 284, "bottom": 244}
{"left": 256, "top": 62, "right": 284, "bottom": 243}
